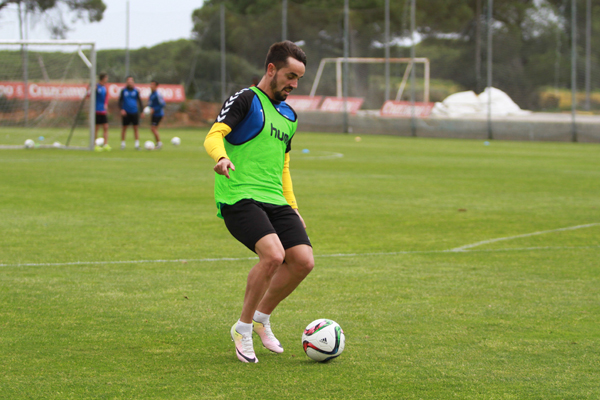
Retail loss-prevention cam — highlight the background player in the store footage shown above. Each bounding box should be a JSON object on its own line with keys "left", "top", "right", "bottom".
{"left": 94, "top": 73, "right": 110, "bottom": 151}
{"left": 147, "top": 80, "right": 165, "bottom": 149}
{"left": 118, "top": 76, "right": 143, "bottom": 150}
{"left": 204, "top": 41, "right": 311, "bottom": 364}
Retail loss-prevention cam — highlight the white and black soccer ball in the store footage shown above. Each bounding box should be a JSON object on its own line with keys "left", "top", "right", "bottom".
{"left": 95, "top": 137, "right": 104, "bottom": 147}
{"left": 24, "top": 139, "right": 35, "bottom": 149}
{"left": 144, "top": 140, "right": 155, "bottom": 150}
{"left": 302, "top": 319, "right": 345, "bottom": 362}
{"left": 143, "top": 106, "right": 152, "bottom": 116}
{"left": 171, "top": 136, "right": 181, "bottom": 146}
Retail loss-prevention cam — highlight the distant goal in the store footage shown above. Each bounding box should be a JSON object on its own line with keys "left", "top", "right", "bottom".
{"left": 0, "top": 40, "right": 96, "bottom": 150}
{"left": 308, "top": 57, "right": 430, "bottom": 108}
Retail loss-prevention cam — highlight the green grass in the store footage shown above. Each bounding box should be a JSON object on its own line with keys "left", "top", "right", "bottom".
{"left": 0, "top": 126, "right": 92, "bottom": 148}
{"left": 1, "top": 129, "right": 599, "bottom": 399}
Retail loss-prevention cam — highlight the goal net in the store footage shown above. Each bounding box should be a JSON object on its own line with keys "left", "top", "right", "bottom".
{"left": 0, "top": 41, "right": 96, "bottom": 150}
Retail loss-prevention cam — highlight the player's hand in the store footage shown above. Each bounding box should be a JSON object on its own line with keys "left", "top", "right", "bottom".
{"left": 120, "top": 109, "right": 126, "bottom": 116}
{"left": 214, "top": 158, "right": 235, "bottom": 179}
{"left": 295, "top": 209, "right": 306, "bottom": 228}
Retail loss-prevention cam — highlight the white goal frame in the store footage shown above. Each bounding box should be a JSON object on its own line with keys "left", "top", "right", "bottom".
{"left": 309, "top": 57, "right": 430, "bottom": 103}
{"left": 0, "top": 40, "right": 96, "bottom": 150}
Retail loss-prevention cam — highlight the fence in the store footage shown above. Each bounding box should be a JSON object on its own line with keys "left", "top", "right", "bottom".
{"left": 2, "top": 1, "right": 599, "bottom": 143}
{"left": 187, "top": 0, "right": 600, "bottom": 142}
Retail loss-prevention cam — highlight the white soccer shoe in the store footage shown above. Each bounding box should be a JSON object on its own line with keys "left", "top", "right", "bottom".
{"left": 253, "top": 320, "right": 284, "bottom": 353}
{"left": 230, "top": 323, "right": 258, "bottom": 363}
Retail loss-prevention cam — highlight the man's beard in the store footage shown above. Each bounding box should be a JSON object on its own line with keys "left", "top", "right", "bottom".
{"left": 270, "top": 74, "right": 292, "bottom": 102}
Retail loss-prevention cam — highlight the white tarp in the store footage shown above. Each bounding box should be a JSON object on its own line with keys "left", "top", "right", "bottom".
{"left": 431, "top": 87, "right": 531, "bottom": 118}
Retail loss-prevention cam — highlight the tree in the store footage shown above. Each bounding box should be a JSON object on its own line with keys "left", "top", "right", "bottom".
{"left": 0, "top": 0, "right": 106, "bottom": 38}
{"left": 190, "top": 0, "right": 599, "bottom": 109}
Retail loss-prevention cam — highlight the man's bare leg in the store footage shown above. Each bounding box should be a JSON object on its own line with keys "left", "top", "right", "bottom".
{"left": 120, "top": 126, "right": 127, "bottom": 149}
{"left": 102, "top": 123, "right": 109, "bottom": 146}
{"left": 239, "top": 233, "right": 285, "bottom": 323}
{"left": 256, "top": 244, "right": 314, "bottom": 315}
{"left": 231, "top": 233, "right": 284, "bottom": 363}
{"left": 151, "top": 125, "right": 161, "bottom": 143}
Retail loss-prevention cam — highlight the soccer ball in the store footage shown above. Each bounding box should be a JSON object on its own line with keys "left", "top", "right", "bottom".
{"left": 95, "top": 137, "right": 104, "bottom": 146}
{"left": 52, "top": 142, "right": 62, "bottom": 148}
{"left": 144, "top": 140, "right": 155, "bottom": 150}
{"left": 302, "top": 319, "right": 345, "bottom": 362}
{"left": 171, "top": 136, "right": 181, "bottom": 146}
{"left": 143, "top": 106, "right": 152, "bottom": 116}
{"left": 24, "top": 139, "right": 35, "bottom": 149}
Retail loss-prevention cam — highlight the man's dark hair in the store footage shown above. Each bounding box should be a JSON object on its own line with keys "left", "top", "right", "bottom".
{"left": 99, "top": 73, "right": 107, "bottom": 81}
{"left": 264, "top": 41, "right": 306, "bottom": 71}
{"left": 151, "top": 80, "right": 159, "bottom": 86}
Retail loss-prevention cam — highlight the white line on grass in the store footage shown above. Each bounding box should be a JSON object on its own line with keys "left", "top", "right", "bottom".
{"left": 1, "top": 245, "right": 598, "bottom": 268}
{"left": 290, "top": 150, "right": 344, "bottom": 160}
{"left": 450, "top": 223, "right": 600, "bottom": 252}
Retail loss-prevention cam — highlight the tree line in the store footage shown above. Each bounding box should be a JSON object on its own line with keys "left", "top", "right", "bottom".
{"left": 1, "top": 0, "right": 598, "bottom": 109}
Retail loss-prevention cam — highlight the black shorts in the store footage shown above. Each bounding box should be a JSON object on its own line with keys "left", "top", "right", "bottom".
{"left": 221, "top": 199, "right": 311, "bottom": 253}
{"left": 122, "top": 112, "right": 139, "bottom": 126}
{"left": 151, "top": 115, "right": 163, "bottom": 126}
{"left": 95, "top": 114, "right": 107, "bottom": 125}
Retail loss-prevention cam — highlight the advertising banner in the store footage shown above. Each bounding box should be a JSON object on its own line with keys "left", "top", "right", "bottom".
{"left": 380, "top": 101, "right": 435, "bottom": 118}
{"left": 0, "top": 81, "right": 186, "bottom": 102}
{"left": 285, "top": 95, "right": 323, "bottom": 111}
{"left": 319, "top": 97, "right": 364, "bottom": 114}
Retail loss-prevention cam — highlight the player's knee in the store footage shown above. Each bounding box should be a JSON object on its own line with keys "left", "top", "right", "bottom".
{"left": 261, "top": 251, "right": 285, "bottom": 274}
{"left": 294, "top": 256, "right": 314, "bottom": 276}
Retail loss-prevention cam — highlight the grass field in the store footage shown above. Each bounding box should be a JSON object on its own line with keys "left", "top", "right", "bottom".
{"left": 1, "top": 128, "right": 599, "bottom": 399}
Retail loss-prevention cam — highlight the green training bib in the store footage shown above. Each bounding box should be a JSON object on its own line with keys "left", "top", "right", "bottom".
{"left": 214, "top": 87, "right": 297, "bottom": 218}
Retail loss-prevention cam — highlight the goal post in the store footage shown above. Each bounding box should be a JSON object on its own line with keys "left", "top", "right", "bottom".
{"left": 309, "top": 57, "right": 430, "bottom": 104}
{"left": 0, "top": 40, "right": 96, "bottom": 150}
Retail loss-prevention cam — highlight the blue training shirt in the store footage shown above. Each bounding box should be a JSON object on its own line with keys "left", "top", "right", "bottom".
{"left": 118, "top": 86, "right": 142, "bottom": 114}
{"left": 216, "top": 87, "right": 296, "bottom": 151}
{"left": 149, "top": 91, "right": 166, "bottom": 117}
{"left": 95, "top": 84, "right": 108, "bottom": 114}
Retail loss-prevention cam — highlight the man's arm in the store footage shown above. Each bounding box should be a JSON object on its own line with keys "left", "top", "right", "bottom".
{"left": 204, "top": 123, "right": 235, "bottom": 178}
{"left": 137, "top": 90, "right": 143, "bottom": 112}
{"left": 203, "top": 89, "right": 254, "bottom": 178}
{"left": 118, "top": 89, "right": 124, "bottom": 110}
{"left": 282, "top": 152, "right": 297, "bottom": 209}
{"left": 204, "top": 122, "right": 231, "bottom": 163}
{"left": 104, "top": 88, "right": 109, "bottom": 114}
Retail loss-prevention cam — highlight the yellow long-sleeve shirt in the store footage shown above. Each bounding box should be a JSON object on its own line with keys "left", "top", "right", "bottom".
{"left": 204, "top": 122, "right": 298, "bottom": 209}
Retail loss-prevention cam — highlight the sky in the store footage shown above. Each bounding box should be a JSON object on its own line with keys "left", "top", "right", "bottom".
{"left": 0, "top": 0, "right": 205, "bottom": 50}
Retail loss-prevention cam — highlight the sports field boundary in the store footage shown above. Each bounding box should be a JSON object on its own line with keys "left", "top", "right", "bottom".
{"left": 2, "top": 223, "right": 597, "bottom": 268}
{"left": 450, "top": 223, "right": 600, "bottom": 252}
{"left": 2, "top": 246, "right": 598, "bottom": 269}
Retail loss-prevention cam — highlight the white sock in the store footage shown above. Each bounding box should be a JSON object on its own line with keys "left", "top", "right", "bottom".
{"left": 236, "top": 320, "right": 253, "bottom": 336}
{"left": 135, "top": 140, "right": 139, "bottom": 147}
{"left": 253, "top": 310, "right": 270, "bottom": 324}
{"left": 121, "top": 140, "right": 126, "bottom": 146}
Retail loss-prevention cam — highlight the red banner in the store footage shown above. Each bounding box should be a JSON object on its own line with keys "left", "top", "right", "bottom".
{"left": 106, "top": 83, "right": 185, "bottom": 102}
{"left": 285, "top": 95, "right": 323, "bottom": 111}
{"left": 0, "top": 81, "right": 186, "bottom": 102}
{"left": 319, "top": 97, "right": 364, "bottom": 114}
{"left": 0, "top": 81, "right": 87, "bottom": 101}
{"left": 380, "top": 101, "right": 434, "bottom": 118}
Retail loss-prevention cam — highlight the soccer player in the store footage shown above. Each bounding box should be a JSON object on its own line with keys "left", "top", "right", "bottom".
{"left": 147, "top": 80, "right": 165, "bottom": 149}
{"left": 94, "top": 73, "right": 110, "bottom": 151}
{"left": 118, "top": 76, "right": 143, "bottom": 150}
{"left": 204, "top": 41, "right": 311, "bottom": 364}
